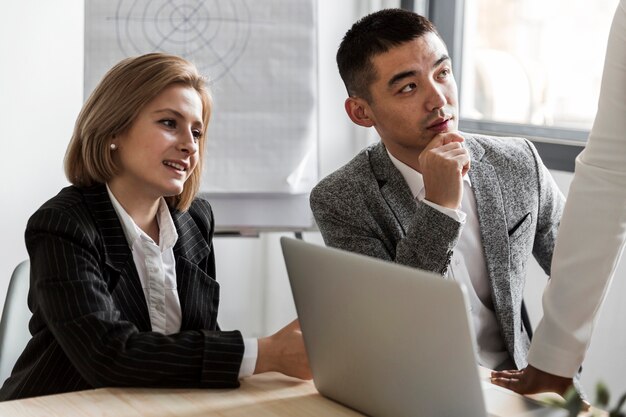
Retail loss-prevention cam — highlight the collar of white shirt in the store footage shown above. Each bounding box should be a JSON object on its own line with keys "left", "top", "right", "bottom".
{"left": 386, "top": 148, "right": 472, "bottom": 201}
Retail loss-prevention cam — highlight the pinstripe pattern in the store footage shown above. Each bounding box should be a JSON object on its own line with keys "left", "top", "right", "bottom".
{"left": 310, "top": 134, "right": 565, "bottom": 370}
{"left": 0, "top": 184, "right": 244, "bottom": 401}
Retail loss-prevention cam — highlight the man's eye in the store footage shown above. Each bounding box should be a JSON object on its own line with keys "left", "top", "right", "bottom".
{"left": 439, "top": 68, "right": 451, "bottom": 79}
{"left": 160, "top": 119, "right": 176, "bottom": 128}
{"left": 400, "top": 83, "right": 416, "bottom": 93}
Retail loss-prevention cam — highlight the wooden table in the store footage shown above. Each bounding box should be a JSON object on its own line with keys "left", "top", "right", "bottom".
{"left": 0, "top": 371, "right": 604, "bottom": 417}
{"left": 0, "top": 373, "right": 362, "bottom": 417}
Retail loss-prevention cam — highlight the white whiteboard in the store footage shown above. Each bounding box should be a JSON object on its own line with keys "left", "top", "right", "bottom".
{"left": 84, "top": 0, "right": 318, "bottom": 231}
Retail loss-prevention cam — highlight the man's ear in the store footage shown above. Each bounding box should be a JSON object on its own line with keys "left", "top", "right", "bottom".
{"left": 345, "top": 97, "right": 375, "bottom": 128}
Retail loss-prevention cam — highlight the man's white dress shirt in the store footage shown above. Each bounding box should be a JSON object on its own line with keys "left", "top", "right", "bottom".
{"left": 387, "top": 150, "right": 511, "bottom": 370}
{"left": 106, "top": 185, "right": 257, "bottom": 377}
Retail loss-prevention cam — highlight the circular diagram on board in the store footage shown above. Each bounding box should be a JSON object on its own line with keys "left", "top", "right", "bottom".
{"left": 114, "top": 0, "right": 251, "bottom": 81}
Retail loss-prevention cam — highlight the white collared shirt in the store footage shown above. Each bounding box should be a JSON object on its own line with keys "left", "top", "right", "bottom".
{"left": 107, "top": 185, "right": 182, "bottom": 335}
{"left": 387, "top": 150, "right": 510, "bottom": 369}
{"left": 106, "top": 185, "right": 257, "bottom": 377}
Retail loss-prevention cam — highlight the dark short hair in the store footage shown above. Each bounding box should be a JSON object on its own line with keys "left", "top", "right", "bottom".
{"left": 337, "top": 9, "right": 440, "bottom": 101}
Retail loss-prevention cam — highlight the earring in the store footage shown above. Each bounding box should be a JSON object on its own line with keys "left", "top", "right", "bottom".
{"left": 110, "top": 143, "right": 117, "bottom": 151}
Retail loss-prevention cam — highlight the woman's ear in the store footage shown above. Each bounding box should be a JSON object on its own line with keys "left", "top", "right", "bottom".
{"left": 344, "top": 97, "right": 375, "bottom": 128}
{"left": 109, "top": 134, "right": 121, "bottom": 151}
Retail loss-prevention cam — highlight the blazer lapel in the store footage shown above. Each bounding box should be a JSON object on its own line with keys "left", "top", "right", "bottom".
{"left": 369, "top": 142, "right": 418, "bottom": 237}
{"left": 171, "top": 208, "right": 215, "bottom": 330}
{"left": 465, "top": 137, "right": 515, "bottom": 347}
{"left": 170, "top": 209, "right": 210, "bottom": 265}
{"left": 82, "top": 184, "right": 152, "bottom": 331}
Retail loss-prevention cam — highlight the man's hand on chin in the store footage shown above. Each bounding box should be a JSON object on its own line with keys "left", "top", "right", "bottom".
{"left": 418, "top": 132, "right": 471, "bottom": 210}
{"left": 490, "top": 365, "right": 573, "bottom": 395}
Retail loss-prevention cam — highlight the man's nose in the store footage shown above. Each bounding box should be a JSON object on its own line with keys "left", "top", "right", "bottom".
{"left": 424, "top": 82, "right": 447, "bottom": 111}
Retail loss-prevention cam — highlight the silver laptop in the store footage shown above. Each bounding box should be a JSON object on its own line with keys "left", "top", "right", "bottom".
{"left": 281, "top": 237, "right": 559, "bottom": 417}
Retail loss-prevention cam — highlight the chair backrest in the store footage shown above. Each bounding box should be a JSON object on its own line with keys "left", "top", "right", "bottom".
{"left": 0, "top": 260, "right": 31, "bottom": 384}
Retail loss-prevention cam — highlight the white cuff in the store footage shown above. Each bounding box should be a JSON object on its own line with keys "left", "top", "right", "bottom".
{"left": 238, "top": 337, "right": 258, "bottom": 379}
{"left": 527, "top": 330, "right": 583, "bottom": 378}
{"left": 422, "top": 199, "right": 467, "bottom": 223}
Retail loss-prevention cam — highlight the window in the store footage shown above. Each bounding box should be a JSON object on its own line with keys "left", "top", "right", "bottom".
{"left": 426, "top": 0, "right": 619, "bottom": 170}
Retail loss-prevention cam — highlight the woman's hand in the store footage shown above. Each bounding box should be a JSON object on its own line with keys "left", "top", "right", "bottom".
{"left": 254, "top": 319, "right": 313, "bottom": 380}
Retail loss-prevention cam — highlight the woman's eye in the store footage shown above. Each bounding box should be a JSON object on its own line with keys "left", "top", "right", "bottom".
{"left": 160, "top": 119, "right": 176, "bottom": 128}
{"left": 192, "top": 130, "right": 202, "bottom": 141}
{"left": 400, "top": 83, "right": 416, "bottom": 93}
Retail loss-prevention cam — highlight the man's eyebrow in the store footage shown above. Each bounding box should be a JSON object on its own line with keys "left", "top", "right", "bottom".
{"left": 386, "top": 55, "right": 451, "bottom": 89}
{"left": 387, "top": 70, "right": 417, "bottom": 89}
{"left": 434, "top": 54, "right": 451, "bottom": 68}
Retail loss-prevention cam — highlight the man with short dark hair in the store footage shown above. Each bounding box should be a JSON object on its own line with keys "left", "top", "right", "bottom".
{"left": 311, "top": 9, "right": 565, "bottom": 375}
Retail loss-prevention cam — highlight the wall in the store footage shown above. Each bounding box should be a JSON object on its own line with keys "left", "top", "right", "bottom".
{"left": 0, "top": 0, "right": 624, "bottom": 400}
{"left": 213, "top": 0, "right": 361, "bottom": 339}
{"left": 0, "top": 1, "right": 83, "bottom": 309}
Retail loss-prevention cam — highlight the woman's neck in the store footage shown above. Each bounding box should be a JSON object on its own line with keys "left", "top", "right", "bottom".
{"left": 107, "top": 181, "right": 161, "bottom": 244}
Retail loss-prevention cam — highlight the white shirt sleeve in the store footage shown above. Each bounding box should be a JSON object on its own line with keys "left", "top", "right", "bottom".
{"left": 421, "top": 199, "right": 467, "bottom": 224}
{"left": 238, "top": 338, "right": 258, "bottom": 378}
{"left": 528, "top": 0, "right": 626, "bottom": 377}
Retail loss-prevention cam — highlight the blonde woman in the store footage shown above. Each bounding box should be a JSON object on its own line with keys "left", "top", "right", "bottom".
{"left": 0, "top": 53, "right": 311, "bottom": 401}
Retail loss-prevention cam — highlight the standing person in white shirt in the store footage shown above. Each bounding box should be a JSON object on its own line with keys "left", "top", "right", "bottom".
{"left": 492, "top": 0, "right": 626, "bottom": 395}
{"left": 0, "top": 53, "right": 311, "bottom": 401}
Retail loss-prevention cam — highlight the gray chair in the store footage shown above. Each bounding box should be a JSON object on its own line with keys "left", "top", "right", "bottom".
{"left": 0, "top": 260, "right": 31, "bottom": 384}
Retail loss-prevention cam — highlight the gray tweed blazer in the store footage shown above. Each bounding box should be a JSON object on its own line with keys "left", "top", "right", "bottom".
{"left": 310, "top": 133, "right": 565, "bottom": 369}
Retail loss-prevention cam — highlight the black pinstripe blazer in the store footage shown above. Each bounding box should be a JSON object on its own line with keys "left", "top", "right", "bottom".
{"left": 0, "top": 184, "right": 244, "bottom": 401}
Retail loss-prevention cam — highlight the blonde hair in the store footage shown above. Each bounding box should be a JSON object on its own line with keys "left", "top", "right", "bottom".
{"left": 65, "top": 52, "right": 211, "bottom": 211}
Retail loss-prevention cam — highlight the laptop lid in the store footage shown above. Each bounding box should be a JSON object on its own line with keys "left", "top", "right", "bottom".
{"left": 281, "top": 237, "right": 488, "bottom": 417}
